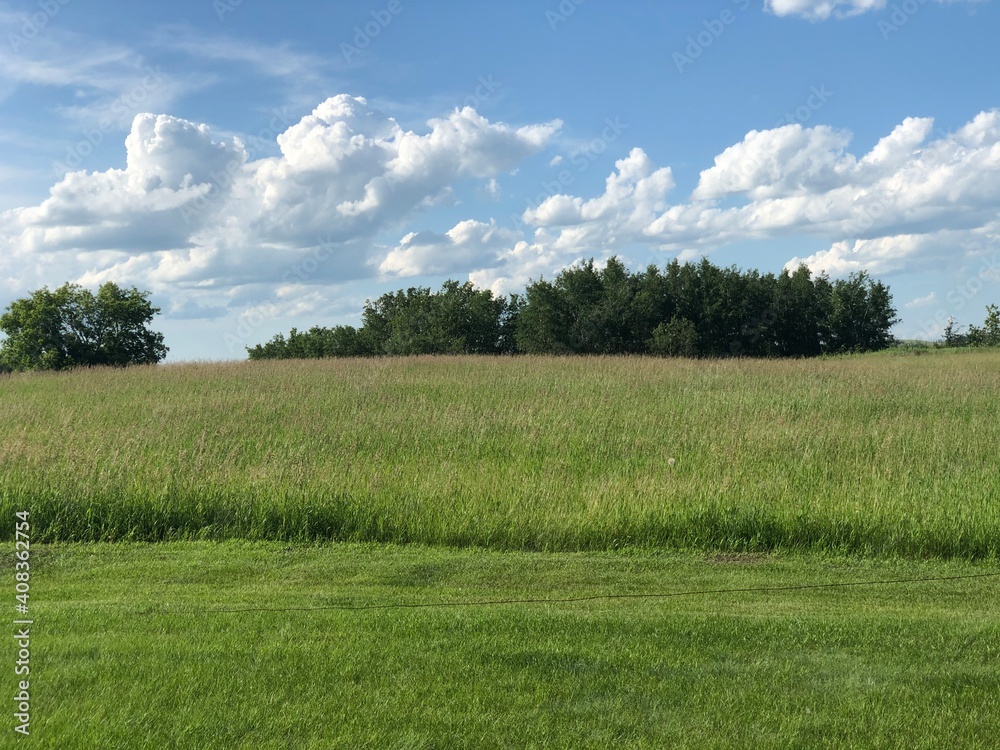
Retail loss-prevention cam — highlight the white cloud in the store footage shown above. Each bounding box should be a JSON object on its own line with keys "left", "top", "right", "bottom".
{"left": 764, "top": 0, "right": 984, "bottom": 20}
{"left": 785, "top": 234, "right": 933, "bottom": 275}
{"left": 680, "top": 111, "right": 1000, "bottom": 245}
{"left": 905, "top": 291, "right": 938, "bottom": 308}
{"left": 5, "top": 90, "right": 1000, "bottom": 346}
{"left": 380, "top": 220, "right": 522, "bottom": 278}
{"left": 523, "top": 147, "right": 674, "bottom": 239}
{"left": 765, "top": 0, "right": 886, "bottom": 20}
{"left": 457, "top": 111, "right": 1000, "bottom": 292}
{"left": 692, "top": 124, "right": 854, "bottom": 201}
{"left": 1, "top": 95, "right": 560, "bottom": 310}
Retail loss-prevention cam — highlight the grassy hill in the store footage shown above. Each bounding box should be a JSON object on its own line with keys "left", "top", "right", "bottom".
{"left": 3, "top": 349, "right": 998, "bottom": 556}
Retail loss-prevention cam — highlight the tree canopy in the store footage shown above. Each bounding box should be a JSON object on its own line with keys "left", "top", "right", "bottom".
{"left": 0, "top": 283, "right": 168, "bottom": 371}
{"left": 248, "top": 280, "right": 517, "bottom": 360}
{"left": 249, "top": 257, "right": 900, "bottom": 360}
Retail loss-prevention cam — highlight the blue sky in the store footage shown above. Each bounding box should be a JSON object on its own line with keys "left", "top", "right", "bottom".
{"left": 1, "top": 0, "right": 998, "bottom": 360}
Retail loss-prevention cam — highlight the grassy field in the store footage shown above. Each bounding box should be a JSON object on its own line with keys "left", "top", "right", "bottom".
{"left": 2, "top": 350, "right": 999, "bottom": 556}
{"left": 5, "top": 351, "right": 1000, "bottom": 746}
{"left": 12, "top": 542, "right": 1000, "bottom": 749}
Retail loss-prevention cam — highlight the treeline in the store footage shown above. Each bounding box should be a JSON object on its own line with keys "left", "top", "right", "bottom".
{"left": 247, "top": 257, "right": 899, "bottom": 360}
{"left": 942, "top": 305, "right": 1000, "bottom": 347}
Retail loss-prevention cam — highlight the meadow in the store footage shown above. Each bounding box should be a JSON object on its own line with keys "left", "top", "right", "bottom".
{"left": 5, "top": 350, "right": 1000, "bottom": 747}
{"left": 2, "top": 350, "right": 1000, "bottom": 556}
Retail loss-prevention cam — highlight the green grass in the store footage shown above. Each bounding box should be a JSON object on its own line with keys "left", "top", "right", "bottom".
{"left": 2, "top": 350, "right": 1000, "bottom": 556}
{"left": 13, "top": 542, "right": 1000, "bottom": 749}
{"left": 6, "top": 354, "right": 999, "bottom": 746}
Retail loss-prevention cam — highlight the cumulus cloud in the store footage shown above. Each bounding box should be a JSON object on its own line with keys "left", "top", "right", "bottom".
{"left": 522, "top": 147, "right": 674, "bottom": 241}
{"left": 379, "top": 220, "right": 521, "bottom": 277}
{"left": 1, "top": 95, "right": 560, "bottom": 304}
{"left": 4, "top": 113, "right": 246, "bottom": 262}
{"left": 692, "top": 124, "right": 854, "bottom": 201}
{"left": 683, "top": 111, "right": 1000, "bottom": 244}
{"left": 5, "top": 93, "right": 1000, "bottom": 349}
{"left": 454, "top": 110, "right": 1000, "bottom": 292}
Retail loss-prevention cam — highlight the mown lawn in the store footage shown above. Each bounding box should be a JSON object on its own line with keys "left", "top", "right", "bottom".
{"left": 13, "top": 542, "right": 1000, "bottom": 749}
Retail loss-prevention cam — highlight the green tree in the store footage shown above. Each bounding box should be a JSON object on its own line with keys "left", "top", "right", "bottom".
{"left": 361, "top": 282, "right": 510, "bottom": 356}
{"left": 515, "top": 278, "right": 572, "bottom": 354}
{"left": 629, "top": 264, "right": 675, "bottom": 349}
{"left": 648, "top": 317, "right": 698, "bottom": 357}
{"left": 518, "top": 257, "right": 643, "bottom": 355}
{"left": 772, "top": 265, "right": 825, "bottom": 357}
{"left": 984, "top": 304, "right": 1000, "bottom": 345}
{"left": 0, "top": 283, "right": 167, "bottom": 371}
{"left": 246, "top": 325, "right": 370, "bottom": 360}
{"left": 960, "top": 304, "right": 1000, "bottom": 347}
{"left": 827, "top": 271, "right": 898, "bottom": 353}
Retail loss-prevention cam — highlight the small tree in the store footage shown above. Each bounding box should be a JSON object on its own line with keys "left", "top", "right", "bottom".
{"left": 981, "top": 304, "right": 1000, "bottom": 346}
{"left": 0, "top": 283, "right": 167, "bottom": 371}
{"left": 943, "top": 316, "right": 964, "bottom": 347}
{"left": 955, "top": 305, "right": 1000, "bottom": 348}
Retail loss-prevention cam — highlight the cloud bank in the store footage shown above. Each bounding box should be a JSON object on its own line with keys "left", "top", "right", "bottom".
{"left": 1, "top": 95, "right": 561, "bottom": 310}
{"left": 2, "top": 95, "right": 998, "bottom": 334}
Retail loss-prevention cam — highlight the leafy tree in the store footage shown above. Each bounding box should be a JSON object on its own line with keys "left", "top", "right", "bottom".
{"left": 648, "top": 317, "right": 698, "bottom": 357}
{"left": 248, "top": 256, "right": 901, "bottom": 360}
{"left": 247, "top": 325, "right": 369, "bottom": 360}
{"left": 514, "top": 278, "right": 572, "bottom": 354}
{"left": 943, "top": 316, "right": 964, "bottom": 347}
{"left": 553, "top": 259, "right": 608, "bottom": 353}
{"left": 252, "top": 280, "right": 514, "bottom": 359}
{"left": 629, "top": 264, "right": 675, "bottom": 348}
{"left": 516, "top": 258, "right": 644, "bottom": 354}
{"left": 827, "top": 271, "right": 898, "bottom": 353}
{"left": 771, "top": 265, "right": 827, "bottom": 357}
{"left": 984, "top": 304, "right": 1000, "bottom": 345}
{"left": 0, "top": 283, "right": 167, "bottom": 371}
{"left": 361, "top": 281, "right": 510, "bottom": 356}
{"left": 955, "top": 304, "right": 1000, "bottom": 347}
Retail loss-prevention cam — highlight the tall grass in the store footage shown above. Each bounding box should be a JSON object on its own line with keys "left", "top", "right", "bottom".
{"left": 2, "top": 351, "right": 999, "bottom": 556}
